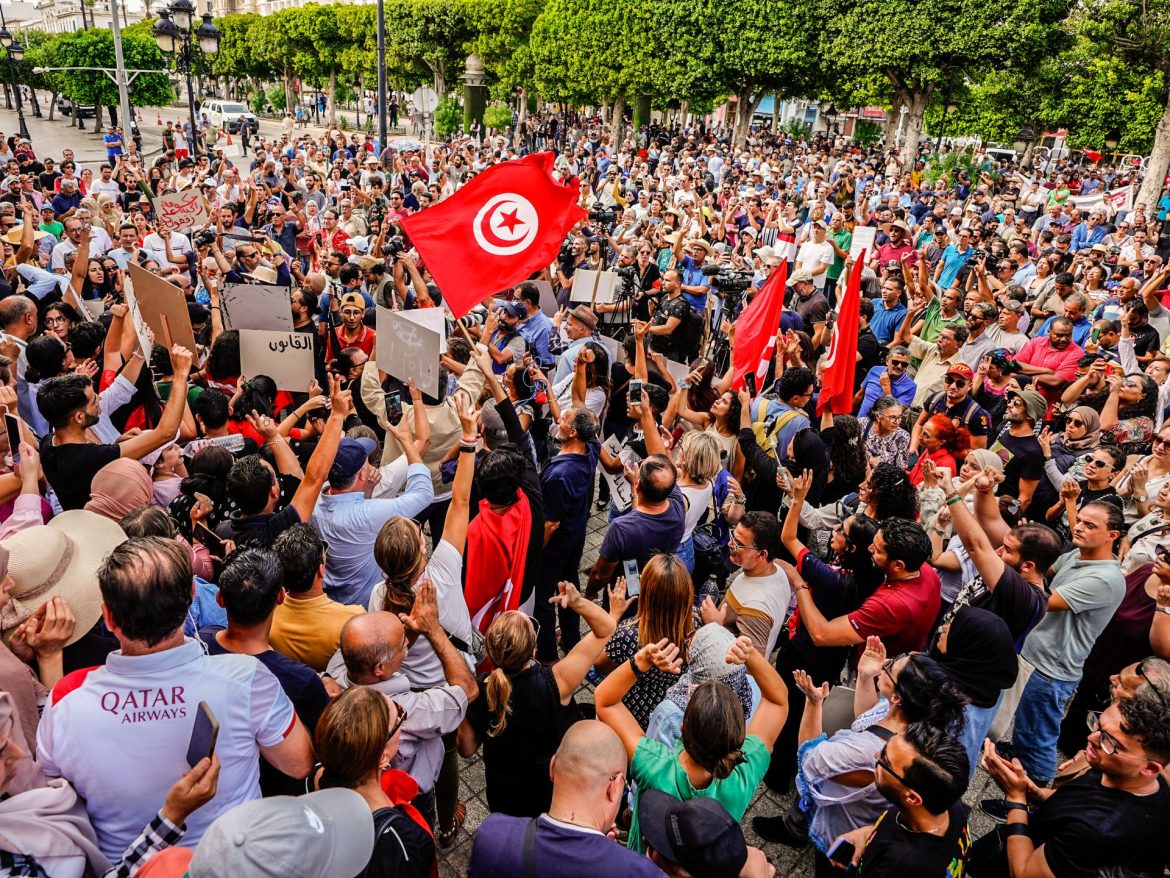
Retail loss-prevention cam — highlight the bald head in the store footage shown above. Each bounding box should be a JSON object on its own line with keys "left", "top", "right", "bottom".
{"left": 340, "top": 610, "right": 405, "bottom": 684}
{"left": 552, "top": 720, "right": 627, "bottom": 788}
{"left": 304, "top": 272, "right": 328, "bottom": 295}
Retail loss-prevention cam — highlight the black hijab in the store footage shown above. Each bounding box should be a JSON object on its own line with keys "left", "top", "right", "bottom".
{"left": 930, "top": 607, "right": 1018, "bottom": 708}
{"left": 785, "top": 427, "right": 830, "bottom": 506}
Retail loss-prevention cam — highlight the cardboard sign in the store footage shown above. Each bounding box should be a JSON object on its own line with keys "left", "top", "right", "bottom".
{"left": 849, "top": 225, "right": 876, "bottom": 262}
{"left": 126, "top": 263, "right": 198, "bottom": 354}
{"left": 601, "top": 435, "right": 640, "bottom": 513}
{"left": 376, "top": 306, "right": 442, "bottom": 399}
{"left": 155, "top": 189, "right": 210, "bottom": 234}
{"left": 594, "top": 332, "right": 622, "bottom": 366}
{"left": 535, "top": 280, "right": 559, "bottom": 317}
{"left": 569, "top": 269, "right": 620, "bottom": 305}
{"left": 123, "top": 285, "right": 154, "bottom": 360}
{"left": 221, "top": 282, "right": 294, "bottom": 332}
{"left": 398, "top": 306, "right": 447, "bottom": 354}
{"left": 238, "top": 330, "right": 315, "bottom": 391}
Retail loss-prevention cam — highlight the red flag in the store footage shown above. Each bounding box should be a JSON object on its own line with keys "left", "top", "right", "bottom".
{"left": 1082, "top": 148, "right": 1102, "bottom": 163}
{"left": 730, "top": 261, "right": 787, "bottom": 392}
{"left": 817, "top": 253, "right": 865, "bottom": 415}
{"left": 399, "top": 152, "right": 585, "bottom": 318}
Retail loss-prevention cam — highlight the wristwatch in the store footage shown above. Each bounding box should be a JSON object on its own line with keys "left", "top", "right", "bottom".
{"left": 1133, "top": 494, "right": 1149, "bottom": 503}
{"left": 1156, "top": 606, "right": 1170, "bottom": 616}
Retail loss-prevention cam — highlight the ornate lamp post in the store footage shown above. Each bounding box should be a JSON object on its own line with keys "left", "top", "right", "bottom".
{"left": 153, "top": 1, "right": 219, "bottom": 157}
{"left": 0, "top": 27, "right": 31, "bottom": 141}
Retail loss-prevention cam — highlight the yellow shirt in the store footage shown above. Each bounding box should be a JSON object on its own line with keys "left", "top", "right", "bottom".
{"left": 270, "top": 593, "right": 364, "bottom": 672}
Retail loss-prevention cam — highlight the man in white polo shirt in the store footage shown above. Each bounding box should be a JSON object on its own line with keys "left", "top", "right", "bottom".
{"left": 36, "top": 537, "right": 315, "bottom": 860}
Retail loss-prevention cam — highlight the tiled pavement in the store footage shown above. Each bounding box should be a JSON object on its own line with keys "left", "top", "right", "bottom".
{"left": 436, "top": 491, "right": 1004, "bottom": 876}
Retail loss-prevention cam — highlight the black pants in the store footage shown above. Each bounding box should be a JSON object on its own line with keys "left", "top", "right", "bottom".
{"left": 764, "top": 646, "right": 844, "bottom": 792}
{"left": 535, "top": 532, "right": 587, "bottom": 662}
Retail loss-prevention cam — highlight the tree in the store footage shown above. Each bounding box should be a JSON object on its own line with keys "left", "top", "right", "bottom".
{"left": 383, "top": 0, "right": 475, "bottom": 97}
{"left": 466, "top": 0, "right": 543, "bottom": 93}
{"left": 826, "top": 0, "right": 1072, "bottom": 167}
{"left": 208, "top": 14, "right": 274, "bottom": 99}
{"left": 52, "top": 28, "right": 172, "bottom": 120}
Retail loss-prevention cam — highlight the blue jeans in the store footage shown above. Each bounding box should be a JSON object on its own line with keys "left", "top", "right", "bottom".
{"left": 1011, "top": 669, "right": 1079, "bottom": 783}
{"left": 958, "top": 694, "right": 1003, "bottom": 780}
{"left": 675, "top": 534, "right": 695, "bottom": 574}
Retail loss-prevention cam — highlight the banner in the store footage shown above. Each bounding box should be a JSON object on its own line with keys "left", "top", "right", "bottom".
{"left": 238, "top": 330, "right": 315, "bottom": 391}
{"left": 155, "top": 190, "right": 210, "bottom": 235}
{"left": 221, "top": 283, "right": 294, "bottom": 332}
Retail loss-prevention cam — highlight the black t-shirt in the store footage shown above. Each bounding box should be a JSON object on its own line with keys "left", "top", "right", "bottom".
{"left": 38, "top": 438, "right": 121, "bottom": 511}
{"left": 465, "top": 664, "right": 581, "bottom": 818}
{"left": 942, "top": 564, "right": 1048, "bottom": 652}
{"left": 856, "top": 328, "right": 881, "bottom": 387}
{"left": 924, "top": 392, "right": 991, "bottom": 439}
{"left": 860, "top": 803, "right": 970, "bottom": 878}
{"left": 1026, "top": 771, "right": 1170, "bottom": 878}
{"left": 216, "top": 502, "right": 302, "bottom": 548}
{"left": 358, "top": 807, "right": 435, "bottom": 878}
{"left": 995, "top": 428, "right": 1053, "bottom": 518}
{"left": 651, "top": 294, "right": 696, "bottom": 359}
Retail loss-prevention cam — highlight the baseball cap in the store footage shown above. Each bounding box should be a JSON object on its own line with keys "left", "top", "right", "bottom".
{"left": 339, "top": 292, "right": 366, "bottom": 311}
{"left": 1002, "top": 298, "right": 1025, "bottom": 313}
{"left": 188, "top": 789, "right": 375, "bottom": 878}
{"left": 638, "top": 790, "right": 747, "bottom": 878}
{"left": 329, "top": 436, "right": 378, "bottom": 481}
{"left": 945, "top": 363, "right": 975, "bottom": 382}
{"left": 786, "top": 268, "right": 815, "bottom": 286}
{"left": 499, "top": 300, "right": 527, "bottom": 319}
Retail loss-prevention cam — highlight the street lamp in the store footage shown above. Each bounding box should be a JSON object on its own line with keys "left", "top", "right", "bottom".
{"left": 1103, "top": 129, "right": 1120, "bottom": 150}
{"left": 823, "top": 103, "right": 838, "bottom": 134}
{"left": 0, "top": 27, "right": 31, "bottom": 141}
{"left": 153, "top": 1, "right": 219, "bottom": 157}
{"left": 1013, "top": 125, "right": 1035, "bottom": 156}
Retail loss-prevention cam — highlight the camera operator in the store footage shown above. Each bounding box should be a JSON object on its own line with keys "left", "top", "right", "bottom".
{"left": 645, "top": 268, "right": 700, "bottom": 363}
{"left": 555, "top": 234, "right": 587, "bottom": 306}
{"left": 597, "top": 245, "right": 659, "bottom": 325}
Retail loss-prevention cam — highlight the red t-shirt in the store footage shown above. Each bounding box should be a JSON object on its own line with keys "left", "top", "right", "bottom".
{"left": 848, "top": 565, "right": 942, "bottom": 656}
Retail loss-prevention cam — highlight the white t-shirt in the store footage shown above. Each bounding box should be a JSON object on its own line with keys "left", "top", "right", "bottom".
{"left": 368, "top": 539, "right": 476, "bottom": 687}
{"left": 795, "top": 239, "right": 835, "bottom": 289}
{"left": 680, "top": 481, "right": 713, "bottom": 542}
{"left": 724, "top": 566, "right": 792, "bottom": 657}
{"left": 37, "top": 639, "right": 295, "bottom": 860}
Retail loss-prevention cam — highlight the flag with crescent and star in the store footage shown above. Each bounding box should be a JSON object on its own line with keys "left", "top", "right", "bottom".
{"left": 398, "top": 151, "right": 586, "bottom": 319}
{"left": 817, "top": 251, "right": 865, "bottom": 415}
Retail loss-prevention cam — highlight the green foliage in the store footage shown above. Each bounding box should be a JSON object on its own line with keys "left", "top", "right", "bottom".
{"left": 51, "top": 29, "right": 172, "bottom": 108}
{"left": 208, "top": 14, "right": 273, "bottom": 83}
{"left": 780, "top": 118, "right": 812, "bottom": 140}
{"left": 852, "top": 119, "right": 883, "bottom": 146}
{"left": 434, "top": 94, "right": 463, "bottom": 135}
{"left": 483, "top": 102, "right": 513, "bottom": 130}
{"left": 248, "top": 91, "right": 266, "bottom": 115}
{"left": 265, "top": 84, "right": 287, "bottom": 113}
{"left": 921, "top": 147, "right": 995, "bottom": 189}
{"left": 466, "top": 0, "right": 544, "bottom": 92}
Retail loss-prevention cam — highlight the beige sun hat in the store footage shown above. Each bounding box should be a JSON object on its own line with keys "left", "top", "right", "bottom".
{"left": 3, "top": 510, "right": 128, "bottom": 645}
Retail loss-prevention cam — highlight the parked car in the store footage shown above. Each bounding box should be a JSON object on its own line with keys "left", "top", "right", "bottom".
{"left": 57, "top": 96, "right": 96, "bottom": 119}
{"left": 198, "top": 100, "right": 259, "bottom": 134}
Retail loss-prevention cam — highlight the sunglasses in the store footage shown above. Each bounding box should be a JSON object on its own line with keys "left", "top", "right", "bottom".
{"left": 944, "top": 376, "right": 968, "bottom": 387}
{"left": 388, "top": 700, "right": 409, "bottom": 739}
{"left": 1136, "top": 661, "right": 1170, "bottom": 710}
{"left": 888, "top": 360, "right": 909, "bottom": 369}
{"left": 1153, "top": 436, "right": 1169, "bottom": 447}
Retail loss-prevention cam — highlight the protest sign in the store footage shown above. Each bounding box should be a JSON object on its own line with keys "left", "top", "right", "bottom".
{"left": 849, "top": 225, "right": 876, "bottom": 261}
{"left": 535, "top": 280, "right": 558, "bottom": 317}
{"left": 376, "top": 306, "right": 442, "bottom": 399}
{"left": 122, "top": 285, "right": 153, "bottom": 360}
{"left": 154, "top": 190, "right": 210, "bottom": 235}
{"left": 126, "top": 263, "right": 198, "bottom": 353}
{"left": 601, "top": 435, "right": 640, "bottom": 513}
{"left": 221, "top": 283, "right": 295, "bottom": 332}
{"left": 569, "top": 269, "right": 621, "bottom": 305}
{"left": 398, "top": 307, "right": 447, "bottom": 354}
{"left": 239, "top": 330, "right": 315, "bottom": 391}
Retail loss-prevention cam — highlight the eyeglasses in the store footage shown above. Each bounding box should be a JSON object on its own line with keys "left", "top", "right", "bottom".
{"left": 887, "top": 360, "right": 909, "bottom": 369}
{"left": 388, "top": 700, "right": 410, "bottom": 740}
{"left": 876, "top": 744, "right": 911, "bottom": 787}
{"left": 944, "top": 376, "right": 968, "bottom": 387}
{"left": 1136, "top": 662, "right": 1170, "bottom": 710}
{"left": 882, "top": 413, "right": 903, "bottom": 423}
{"left": 1086, "top": 711, "right": 1159, "bottom": 764}
{"left": 727, "top": 534, "right": 762, "bottom": 552}
{"left": 1152, "top": 436, "right": 1169, "bottom": 447}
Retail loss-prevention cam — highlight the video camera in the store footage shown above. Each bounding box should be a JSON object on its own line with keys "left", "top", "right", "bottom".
{"left": 700, "top": 263, "right": 754, "bottom": 294}
{"left": 588, "top": 201, "right": 619, "bottom": 225}
{"left": 381, "top": 235, "right": 407, "bottom": 259}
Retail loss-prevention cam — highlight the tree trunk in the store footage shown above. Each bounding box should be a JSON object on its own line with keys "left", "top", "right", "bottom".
{"left": 771, "top": 92, "right": 780, "bottom": 134}
{"left": 897, "top": 88, "right": 933, "bottom": 170}
{"left": 431, "top": 63, "right": 446, "bottom": 99}
{"left": 733, "top": 90, "right": 763, "bottom": 147}
{"left": 327, "top": 68, "right": 337, "bottom": 126}
{"left": 609, "top": 95, "right": 625, "bottom": 145}
{"left": 48, "top": 90, "right": 58, "bottom": 121}
{"left": 1138, "top": 95, "right": 1170, "bottom": 214}
{"left": 284, "top": 68, "right": 294, "bottom": 116}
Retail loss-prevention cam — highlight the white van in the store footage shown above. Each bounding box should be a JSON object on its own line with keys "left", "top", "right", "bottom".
{"left": 198, "top": 100, "right": 259, "bottom": 134}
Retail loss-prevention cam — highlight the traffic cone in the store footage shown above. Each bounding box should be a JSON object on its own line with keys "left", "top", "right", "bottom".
{"left": 226, "top": 130, "right": 233, "bottom": 146}
{"left": 156, "top": 111, "right": 162, "bottom": 125}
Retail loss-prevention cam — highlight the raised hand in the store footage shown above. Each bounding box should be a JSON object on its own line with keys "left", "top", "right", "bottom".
{"left": 724, "top": 635, "right": 756, "bottom": 666}
{"left": 793, "top": 669, "right": 829, "bottom": 704}
{"left": 856, "top": 635, "right": 887, "bottom": 678}
{"left": 607, "top": 576, "right": 633, "bottom": 619}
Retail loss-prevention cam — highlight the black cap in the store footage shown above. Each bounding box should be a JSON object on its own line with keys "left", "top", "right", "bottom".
{"left": 637, "top": 791, "right": 747, "bottom": 878}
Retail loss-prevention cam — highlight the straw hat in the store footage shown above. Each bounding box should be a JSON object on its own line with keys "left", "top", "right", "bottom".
{"left": 4, "top": 510, "right": 128, "bottom": 645}
{"left": 3, "top": 225, "right": 51, "bottom": 245}
{"left": 244, "top": 265, "right": 279, "bottom": 284}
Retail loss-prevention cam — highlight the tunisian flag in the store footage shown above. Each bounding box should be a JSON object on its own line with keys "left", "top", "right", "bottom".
{"left": 730, "top": 261, "right": 787, "bottom": 393}
{"left": 399, "top": 152, "right": 585, "bottom": 319}
{"left": 818, "top": 252, "right": 865, "bottom": 415}
{"left": 465, "top": 491, "right": 533, "bottom": 646}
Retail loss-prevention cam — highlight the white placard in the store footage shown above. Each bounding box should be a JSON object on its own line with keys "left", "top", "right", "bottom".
{"left": 398, "top": 306, "right": 447, "bottom": 354}
{"left": 594, "top": 332, "right": 622, "bottom": 366}
{"left": 221, "top": 283, "right": 294, "bottom": 332}
{"left": 535, "top": 280, "right": 559, "bottom": 317}
{"left": 154, "top": 189, "right": 210, "bottom": 234}
{"left": 122, "top": 285, "right": 154, "bottom": 360}
{"left": 376, "top": 306, "right": 442, "bottom": 400}
{"left": 239, "top": 330, "right": 315, "bottom": 391}
{"left": 663, "top": 358, "right": 691, "bottom": 385}
{"left": 601, "top": 435, "right": 641, "bottom": 513}
{"left": 849, "top": 225, "right": 876, "bottom": 261}
{"left": 569, "top": 269, "right": 620, "bottom": 305}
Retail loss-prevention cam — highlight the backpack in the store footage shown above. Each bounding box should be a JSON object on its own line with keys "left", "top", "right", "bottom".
{"left": 752, "top": 404, "right": 803, "bottom": 458}
{"left": 674, "top": 299, "right": 706, "bottom": 361}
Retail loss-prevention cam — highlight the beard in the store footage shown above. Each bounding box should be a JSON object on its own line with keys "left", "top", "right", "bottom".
{"left": 875, "top": 774, "right": 902, "bottom": 807}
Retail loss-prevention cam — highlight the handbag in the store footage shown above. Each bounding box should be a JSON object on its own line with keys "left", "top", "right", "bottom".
{"left": 692, "top": 488, "right": 732, "bottom": 578}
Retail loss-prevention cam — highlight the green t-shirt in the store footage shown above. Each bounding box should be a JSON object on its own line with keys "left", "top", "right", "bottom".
{"left": 826, "top": 228, "right": 852, "bottom": 280}
{"left": 40, "top": 220, "right": 64, "bottom": 240}
{"left": 627, "top": 733, "right": 770, "bottom": 853}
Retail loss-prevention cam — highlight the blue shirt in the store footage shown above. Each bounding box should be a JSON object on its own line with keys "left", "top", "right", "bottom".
{"left": 937, "top": 245, "right": 974, "bottom": 289}
{"left": 1037, "top": 314, "right": 1092, "bottom": 347}
{"left": 857, "top": 366, "right": 917, "bottom": 417}
{"left": 541, "top": 440, "right": 601, "bottom": 545}
{"left": 103, "top": 133, "right": 123, "bottom": 158}
{"left": 50, "top": 191, "right": 80, "bottom": 217}
{"left": 517, "top": 310, "right": 554, "bottom": 366}
{"left": 311, "top": 463, "right": 435, "bottom": 605}
{"left": 870, "top": 300, "right": 908, "bottom": 346}
{"left": 1070, "top": 223, "right": 1106, "bottom": 252}
{"left": 679, "top": 255, "right": 714, "bottom": 312}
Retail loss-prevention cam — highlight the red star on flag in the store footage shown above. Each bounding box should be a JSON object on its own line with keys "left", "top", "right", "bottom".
{"left": 496, "top": 208, "right": 525, "bottom": 234}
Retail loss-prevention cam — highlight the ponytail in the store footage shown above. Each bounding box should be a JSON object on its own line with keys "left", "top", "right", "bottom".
{"left": 485, "top": 668, "right": 513, "bottom": 737}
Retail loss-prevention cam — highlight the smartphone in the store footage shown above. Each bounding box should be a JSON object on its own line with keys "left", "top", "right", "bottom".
{"left": 629, "top": 379, "right": 643, "bottom": 404}
{"left": 186, "top": 701, "right": 219, "bottom": 768}
{"left": 622, "top": 558, "right": 641, "bottom": 597}
{"left": 195, "top": 523, "right": 227, "bottom": 558}
{"left": 827, "top": 838, "right": 855, "bottom": 868}
{"left": 743, "top": 371, "right": 757, "bottom": 398}
{"left": 5, "top": 411, "right": 21, "bottom": 465}
{"left": 385, "top": 390, "right": 403, "bottom": 426}
{"left": 778, "top": 466, "right": 794, "bottom": 492}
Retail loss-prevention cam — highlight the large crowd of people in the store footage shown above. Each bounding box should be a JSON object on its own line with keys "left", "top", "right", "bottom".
{"left": 0, "top": 111, "right": 1167, "bottom": 878}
